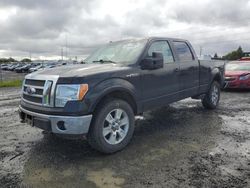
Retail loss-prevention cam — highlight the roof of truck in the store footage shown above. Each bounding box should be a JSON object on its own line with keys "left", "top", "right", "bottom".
{"left": 110, "top": 37, "right": 188, "bottom": 44}
{"left": 146, "top": 37, "right": 188, "bottom": 41}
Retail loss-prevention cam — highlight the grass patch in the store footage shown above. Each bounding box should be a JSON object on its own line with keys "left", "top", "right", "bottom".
{"left": 0, "top": 80, "right": 23, "bottom": 88}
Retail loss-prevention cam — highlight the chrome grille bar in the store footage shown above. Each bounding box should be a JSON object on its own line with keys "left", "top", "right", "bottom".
{"left": 21, "top": 74, "right": 59, "bottom": 107}
{"left": 23, "top": 84, "right": 44, "bottom": 90}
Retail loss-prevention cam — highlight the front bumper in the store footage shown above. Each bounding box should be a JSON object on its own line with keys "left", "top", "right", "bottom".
{"left": 19, "top": 106, "right": 92, "bottom": 135}
{"left": 224, "top": 80, "right": 250, "bottom": 89}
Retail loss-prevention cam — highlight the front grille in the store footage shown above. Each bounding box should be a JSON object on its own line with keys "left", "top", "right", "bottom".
{"left": 22, "top": 75, "right": 58, "bottom": 107}
{"left": 23, "top": 94, "right": 43, "bottom": 104}
{"left": 23, "top": 86, "right": 43, "bottom": 95}
{"left": 25, "top": 79, "right": 45, "bottom": 87}
{"left": 22, "top": 79, "right": 46, "bottom": 105}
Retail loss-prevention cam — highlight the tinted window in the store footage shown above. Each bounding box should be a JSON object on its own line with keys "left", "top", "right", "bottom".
{"left": 148, "top": 41, "right": 174, "bottom": 64}
{"left": 173, "top": 42, "right": 194, "bottom": 61}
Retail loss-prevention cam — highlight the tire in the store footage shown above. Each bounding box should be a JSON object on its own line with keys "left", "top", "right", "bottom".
{"left": 87, "top": 98, "right": 135, "bottom": 153}
{"left": 202, "top": 81, "right": 220, "bottom": 109}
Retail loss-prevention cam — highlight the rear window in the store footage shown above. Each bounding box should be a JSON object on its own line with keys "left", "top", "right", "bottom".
{"left": 173, "top": 41, "right": 194, "bottom": 62}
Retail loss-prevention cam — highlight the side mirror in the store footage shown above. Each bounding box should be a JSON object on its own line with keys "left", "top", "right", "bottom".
{"left": 141, "top": 52, "right": 164, "bottom": 70}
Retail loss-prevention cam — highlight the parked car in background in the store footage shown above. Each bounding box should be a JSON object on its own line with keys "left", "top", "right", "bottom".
{"left": 15, "top": 64, "right": 32, "bottom": 73}
{"left": 0, "top": 64, "right": 9, "bottom": 70}
{"left": 44, "top": 64, "right": 56, "bottom": 69}
{"left": 14, "top": 64, "right": 27, "bottom": 71}
{"left": 1, "top": 61, "right": 71, "bottom": 73}
{"left": 5, "top": 64, "right": 15, "bottom": 71}
{"left": 224, "top": 61, "right": 250, "bottom": 89}
{"left": 29, "top": 65, "right": 45, "bottom": 72}
{"left": 9, "top": 63, "right": 23, "bottom": 71}
{"left": 3, "top": 64, "right": 15, "bottom": 70}
{"left": 240, "top": 57, "right": 250, "bottom": 61}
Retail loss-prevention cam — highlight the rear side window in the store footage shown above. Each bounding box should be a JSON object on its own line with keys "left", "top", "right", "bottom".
{"left": 173, "top": 41, "right": 194, "bottom": 62}
{"left": 148, "top": 41, "right": 174, "bottom": 64}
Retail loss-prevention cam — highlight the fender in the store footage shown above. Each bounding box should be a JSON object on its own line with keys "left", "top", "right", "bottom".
{"left": 85, "top": 78, "right": 141, "bottom": 114}
{"left": 210, "top": 67, "right": 224, "bottom": 87}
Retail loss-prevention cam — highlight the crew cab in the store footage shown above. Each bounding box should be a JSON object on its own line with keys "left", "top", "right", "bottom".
{"left": 19, "top": 37, "right": 225, "bottom": 153}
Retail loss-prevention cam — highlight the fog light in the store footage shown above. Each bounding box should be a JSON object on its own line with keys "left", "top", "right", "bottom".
{"left": 57, "top": 121, "right": 66, "bottom": 130}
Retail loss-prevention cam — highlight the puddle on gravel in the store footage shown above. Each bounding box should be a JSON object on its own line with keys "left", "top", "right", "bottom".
{"left": 22, "top": 166, "right": 125, "bottom": 188}
{"left": 188, "top": 107, "right": 250, "bottom": 188}
{"left": 87, "top": 168, "right": 125, "bottom": 188}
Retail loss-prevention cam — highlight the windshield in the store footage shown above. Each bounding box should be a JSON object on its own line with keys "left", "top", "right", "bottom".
{"left": 84, "top": 39, "right": 147, "bottom": 65}
{"left": 226, "top": 63, "right": 250, "bottom": 71}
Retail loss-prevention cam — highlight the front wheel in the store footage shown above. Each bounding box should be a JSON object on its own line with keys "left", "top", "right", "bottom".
{"left": 87, "top": 99, "right": 135, "bottom": 153}
{"left": 202, "top": 81, "right": 221, "bottom": 109}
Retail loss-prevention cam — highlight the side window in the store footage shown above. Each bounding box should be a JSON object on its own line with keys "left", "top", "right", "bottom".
{"left": 148, "top": 41, "right": 174, "bottom": 64}
{"left": 173, "top": 41, "right": 194, "bottom": 62}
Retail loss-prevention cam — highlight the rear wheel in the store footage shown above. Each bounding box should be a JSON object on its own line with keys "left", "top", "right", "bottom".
{"left": 88, "top": 99, "right": 135, "bottom": 153}
{"left": 202, "top": 81, "right": 220, "bottom": 109}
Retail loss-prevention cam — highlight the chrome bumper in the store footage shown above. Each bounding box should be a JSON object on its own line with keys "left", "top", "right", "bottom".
{"left": 19, "top": 106, "right": 92, "bottom": 135}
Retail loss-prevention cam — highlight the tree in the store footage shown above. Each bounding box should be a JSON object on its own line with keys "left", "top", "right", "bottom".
{"left": 222, "top": 46, "right": 244, "bottom": 60}
{"left": 214, "top": 53, "right": 218, "bottom": 59}
{"left": 21, "top": 58, "right": 32, "bottom": 63}
{"left": 8, "top": 57, "right": 16, "bottom": 62}
{"left": 236, "top": 46, "right": 244, "bottom": 58}
{"left": 0, "top": 57, "right": 17, "bottom": 63}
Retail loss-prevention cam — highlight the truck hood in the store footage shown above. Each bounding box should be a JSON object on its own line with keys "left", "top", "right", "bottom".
{"left": 30, "top": 63, "right": 129, "bottom": 77}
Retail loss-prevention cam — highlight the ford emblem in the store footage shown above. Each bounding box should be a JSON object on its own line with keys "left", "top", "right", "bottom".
{"left": 26, "top": 87, "right": 36, "bottom": 95}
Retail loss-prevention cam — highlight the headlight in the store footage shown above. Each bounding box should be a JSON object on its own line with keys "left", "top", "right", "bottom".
{"left": 239, "top": 74, "right": 250, "bottom": 81}
{"left": 55, "top": 84, "right": 88, "bottom": 107}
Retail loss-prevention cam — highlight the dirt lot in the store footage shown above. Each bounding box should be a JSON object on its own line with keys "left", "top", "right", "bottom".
{"left": 0, "top": 87, "right": 249, "bottom": 188}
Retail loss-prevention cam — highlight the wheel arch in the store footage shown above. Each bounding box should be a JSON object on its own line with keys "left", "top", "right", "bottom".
{"left": 95, "top": 89, "right": 138, "bottom": 114}
{"left": 211, "top": 68, "right": 224, "bottom": 87}
{"left": 87, "top": 79, "right": 140, "bottom": 115}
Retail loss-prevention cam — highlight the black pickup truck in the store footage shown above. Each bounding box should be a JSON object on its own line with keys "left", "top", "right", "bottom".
{"left": 19, "top": 37, "right": 225, "bottom": 153}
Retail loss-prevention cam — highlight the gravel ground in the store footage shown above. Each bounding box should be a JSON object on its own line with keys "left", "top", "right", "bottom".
{"left": 0, "top": 88, "right": 249, "bottom": 188}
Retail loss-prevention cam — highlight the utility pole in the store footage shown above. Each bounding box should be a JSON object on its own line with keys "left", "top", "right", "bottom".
{"left": 61, "top": 47, "right": 64, "bottom": 61}
{"left": 65, "top": 34, "right": 68, "bottom": 61}
{"left": 29, "top": 52, "right": 32, "bottom": 61}
{"left": 0, "top": 63, "right": 2, "bottom": 82}
{"left": 199, "top": 46, "right": 203, "bottom": 57}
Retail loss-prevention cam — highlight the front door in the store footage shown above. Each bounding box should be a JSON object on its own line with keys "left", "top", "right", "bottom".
{"left": 141, "top": 40, "right": 180, "bottom": 110}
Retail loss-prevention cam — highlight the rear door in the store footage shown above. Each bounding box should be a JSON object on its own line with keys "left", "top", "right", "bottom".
{"left": 141, "top": 40, "right": 180, "bottom": 110}
{"left": 172, "top": 41, "right": 199, "bottom": 98}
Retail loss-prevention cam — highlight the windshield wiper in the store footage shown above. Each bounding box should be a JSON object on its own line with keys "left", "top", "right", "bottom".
{"left": 92, "top": 59, "right": 116, "bottom": 64}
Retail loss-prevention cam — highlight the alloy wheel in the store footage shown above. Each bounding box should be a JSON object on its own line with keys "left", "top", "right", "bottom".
{"left": 102, "top": 108, "right": 129, "bottom": 145}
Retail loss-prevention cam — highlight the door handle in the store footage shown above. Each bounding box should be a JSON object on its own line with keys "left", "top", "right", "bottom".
{"left": 174, "top": 68, "right": 179, "bottom": 72}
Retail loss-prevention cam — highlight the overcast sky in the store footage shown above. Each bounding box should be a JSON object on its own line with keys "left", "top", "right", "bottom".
{"left": 0, "top": 0, "right": 250, "bottom": 60}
